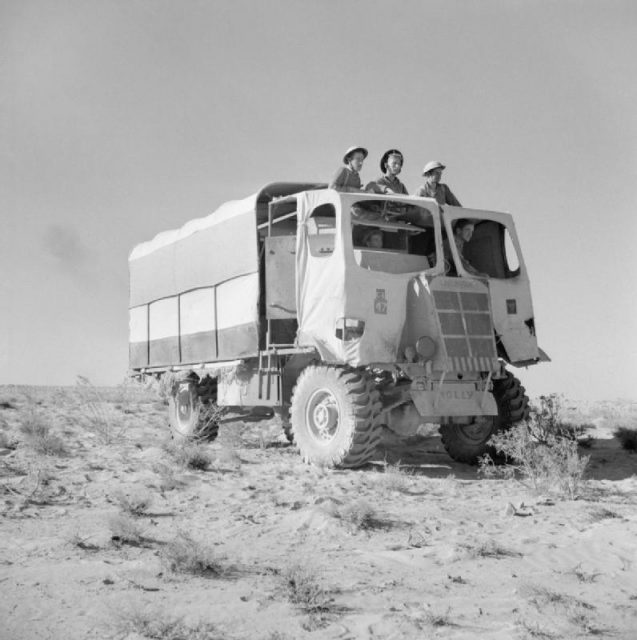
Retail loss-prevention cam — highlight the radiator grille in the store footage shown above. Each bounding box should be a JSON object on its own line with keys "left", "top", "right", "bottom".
{"left": 433, "top": 290, "right": 498, "bottom": 371}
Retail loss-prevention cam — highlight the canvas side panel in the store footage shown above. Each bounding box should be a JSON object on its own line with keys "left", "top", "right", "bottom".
{"left": 149, "top": 297, "right": 179, "bottom": 366}
{"left": 216, "top": 273, "right": 260, "bottom": 359}
{"left": 129, "top": 305, "right": 148, "bottom": 368}
{"left": 179, "top": 288, "right": 217, "bottom": 363}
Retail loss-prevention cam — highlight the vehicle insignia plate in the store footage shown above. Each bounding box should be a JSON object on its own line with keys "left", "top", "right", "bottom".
{"left": 374, "top": 289, "right": 388, "bottom": 315}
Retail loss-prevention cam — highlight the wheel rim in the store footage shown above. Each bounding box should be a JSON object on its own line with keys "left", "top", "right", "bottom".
{"left": 457, "top": 417, "right": 493, "bottom": 444}
{"left": 305, "top": 388, "right": 340, "bottom": 443}
{"left": 175, "top": 383, "right": 194, "bottom": 432}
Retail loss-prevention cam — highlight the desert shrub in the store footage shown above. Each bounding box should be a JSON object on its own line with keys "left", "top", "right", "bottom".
{"left": 327, "top": 498, "right": 383, "bottom": 531}
{"left": 527, "top": 394, "right": 593, "bottom": 444}
{"left": 480, "top": 422, "right": 589, "bottom": 499}
{"left": 69, "top": 533, "right": 101, "bottom": 551}
{"left": 161, "top": 531, "right": 230, "bottom": 577}
{"left": 19, "top": 408, "right": 67, "bottom": 456}
{"left": 614, "top": 426, "right": 637, "bottom": 451}
{"left": 113, "top": 488, "right": 152, "bottom": 516}
{"left": 380, "top": 460, "right": 412, "bottom": 493}
{"left": 152, "top": 462, "right": 185, "bottom": 493}
{"left": 283, "top": 563, "right": 335, "bottom": 617}
{"left": 419, "top": 608, "right": 453, "bottom": 628}
{"left": 0, "top": 431, "right": 17, "bottom": 450}
{"left": 108, "top": 513, "right": 146, "bottom": 546}
{"left": 172, "top": 442, "right": 213, "bottom": 470}
{"left": 113, "top": 605, "right": 226, "bottom": 640}
{"left": 75, "top": 376, "right": 123, "bottom": 443}
{"left": 470, "top": 540, "right": 522, "bottom": 558}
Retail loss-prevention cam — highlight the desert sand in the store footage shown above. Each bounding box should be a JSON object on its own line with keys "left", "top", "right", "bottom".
{"left": 1, "top": 384, "right": 636, "bottom": 639}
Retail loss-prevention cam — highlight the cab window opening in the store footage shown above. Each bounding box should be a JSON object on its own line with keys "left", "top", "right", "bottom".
{"left": 461, "top": 220, "right": 521, "bottom": 279}
{"left": 308, "top": 203, "right": 336, "bottom": 257}
{"left": 351, "top": 199, "right": 435, "bottom": 274}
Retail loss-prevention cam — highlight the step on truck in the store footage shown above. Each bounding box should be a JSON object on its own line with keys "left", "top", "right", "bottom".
{"left": 129, "top": 182, "right": 549, "bottom": 467}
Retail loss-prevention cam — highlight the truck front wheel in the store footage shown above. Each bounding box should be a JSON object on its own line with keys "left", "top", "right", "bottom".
{"left": 290, "top": 366, "right": 382, "bottom": 468}
{"left": 440, "top": 371, "right": 529, "bottom": 464}
{"left": 167, "top": 375, "right": 220, "bottom": 442}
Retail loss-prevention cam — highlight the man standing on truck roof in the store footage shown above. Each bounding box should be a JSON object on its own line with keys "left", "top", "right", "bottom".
{"left": 365, "top": 149, "right": 408, "bottom": 195}
{"left": 415, "top": 161, "right": 461, "bottom": 206}
{"left": 329, "top": 146, "right": 368, "bottom": 192}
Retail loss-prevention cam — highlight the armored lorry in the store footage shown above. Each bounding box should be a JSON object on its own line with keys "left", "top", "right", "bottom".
{"left": 129, "top": 182, "right": 548, "bottom": 467}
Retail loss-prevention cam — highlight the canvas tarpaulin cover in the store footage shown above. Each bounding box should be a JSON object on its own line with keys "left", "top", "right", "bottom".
{"left": 128, "top": 193, "right": 261, "bottom": 368}
{"left": 295, "top": 191, "right": 409, "bottom": 366}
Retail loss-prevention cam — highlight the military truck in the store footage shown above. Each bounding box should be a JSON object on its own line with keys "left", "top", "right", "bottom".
{"left": 129, "top": 182, "right": 548, "bottom": 467}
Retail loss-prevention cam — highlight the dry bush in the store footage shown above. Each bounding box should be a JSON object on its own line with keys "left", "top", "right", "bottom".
{"left": 471, "top": 539, "right": 522, "bottom": 559}
{"left": 19, "top": 408, "right": 67, "bottom": 456}
{"left": 614, "top": 426, "right": 637, "bottom": 451}
{"left": 515, "top": 617, "right": 558, "bottom": 639}
{"left": 480, "top": 418, "right": 590, "bottom": 499}
{"left": 69, "top": 533, "right": 101, "bottom": 551}
{"left": 161, "top": 531, "right": 231, "bottom": 577}
{"left": 327, "top": 498, "right": 384, "bottom": 531}
{"left": 152, "top": 462, "right": 186, "bottom": 493}
{"left": 587, "top": 506, "right": 620, "bottom": 522}
{"left": 112, "top": 488, "right": 153, "bottom": 516}
{"left": 419, "top": 608, "right": 453, "bottom": 628}
{"left": 568, "top": 564, "right": 600, "bottom": 584}
{"left": 0, "top": 430, "right": 17, "bottom": 450}
{"left": 283, "top": 563, "right": 335, "bottom": 619}
{"left": 75, "top": 375, "right": 123, "bottom": 443}
{"left": 171, "top": 442, "right": 214, "bottom": 471}
{"left": 527, "top": 395, "right": 594, "bottom": 444}
{"left": 380, "top": 460, "right": 412, "bottom": 493}
{"left": 108, "top": 513, "right": 147, "bottom": 546}
{"left": 113, "top": 604, "right": 226, "bottom": 640}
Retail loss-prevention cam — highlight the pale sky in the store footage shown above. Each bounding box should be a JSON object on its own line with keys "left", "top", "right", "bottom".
{"left": 2, "top": 0, "right": 636, "bottom": 400}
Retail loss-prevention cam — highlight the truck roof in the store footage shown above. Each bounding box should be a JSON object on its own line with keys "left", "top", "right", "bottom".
{"left": 129, "top": 182, "right": 325, "bottom": 261}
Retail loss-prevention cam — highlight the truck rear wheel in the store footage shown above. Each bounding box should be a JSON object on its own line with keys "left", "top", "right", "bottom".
{"left": 168, "top": 375, "right": 220, "bottom": 442}
{"left": 440, "top": 371, "right": 529, "bottom": 464}
{"left": 290, "top": 366, "right": 382, "bottom": 468}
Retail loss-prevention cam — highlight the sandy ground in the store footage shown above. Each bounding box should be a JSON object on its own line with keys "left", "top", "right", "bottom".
{"left": 1, "top": 384, "right": 636, "bottom": 640}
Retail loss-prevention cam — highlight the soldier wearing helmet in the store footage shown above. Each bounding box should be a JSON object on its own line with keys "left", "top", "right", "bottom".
{"left": 365, "top": 149, "right": 408, "bottom": 195}
{"left": 415, "top": 161, "right": 461, "bottom": 206}
{"left": 329, "top": 146, "right": 368, "bottom": 192}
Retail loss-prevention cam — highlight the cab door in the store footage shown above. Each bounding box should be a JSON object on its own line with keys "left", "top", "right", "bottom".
{"left": 442, "top": 207, "right": 544, "bottom": 366}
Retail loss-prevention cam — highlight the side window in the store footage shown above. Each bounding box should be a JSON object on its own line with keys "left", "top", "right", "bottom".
{"left": 308, "top": 203, "right": 336, "bottom": 257}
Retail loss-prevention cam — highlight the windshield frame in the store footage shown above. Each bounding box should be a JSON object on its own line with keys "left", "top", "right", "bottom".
{"left": 340, "top": 192, "right": 445, "bottom": 276}
{"left": 442, "top": 206, "right": 528, "bottom": 280}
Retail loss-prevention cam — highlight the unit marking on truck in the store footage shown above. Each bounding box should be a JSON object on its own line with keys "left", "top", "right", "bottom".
{"left": 374, "top": 289, "right": 388, "bottom": 315}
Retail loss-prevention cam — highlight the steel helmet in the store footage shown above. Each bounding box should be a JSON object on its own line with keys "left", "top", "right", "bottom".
{"left": 422, "top": 160, "right": 446, "bottom": 175}
{"left": 343, "top": 146, "right": 368, "bottom": 164}
{"left": 380, "top": 149, "right": 404, "bottom": 172}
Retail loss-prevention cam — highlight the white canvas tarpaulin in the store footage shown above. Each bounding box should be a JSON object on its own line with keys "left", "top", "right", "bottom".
{"left": 128, "top": 192, "right": 261, "bottom": 368}
{"left": 295, "top": 191, "right": 409, "bottom": 366}
{"left": 128, "top": 182, "right": 326, "bottom": 370}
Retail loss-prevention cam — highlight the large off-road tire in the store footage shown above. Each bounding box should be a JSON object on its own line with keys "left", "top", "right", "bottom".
{"left": 440, "top": 371, "right": 529, "bottom": 464}
{"left": 167, "top": 375, "right": 220, "bottom": 442}
{"left": 290, "top": 365, "right": 382, "bottom": 468}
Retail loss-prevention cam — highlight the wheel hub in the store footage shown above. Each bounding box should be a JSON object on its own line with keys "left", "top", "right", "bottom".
{"left": 458, "top": 417, "right": 493, "bottom": 443}
{"left": 177, "top": 387, "right": 193, "bottom": 424}
{"left": 306, "top": 389, "right": 339, "bottom": 443}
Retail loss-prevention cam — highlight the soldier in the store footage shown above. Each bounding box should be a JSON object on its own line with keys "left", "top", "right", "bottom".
{"left": 365, "top": 149, "right": 408, "bottom": 195}
{"left": 443, "top": 218, "right": 486, "bottom": 277}
{"left": 329, "top": 146, "right": 368, "bottom": 192}
{"left": 415, "top": 161, "right": 461, "bottom": 206}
